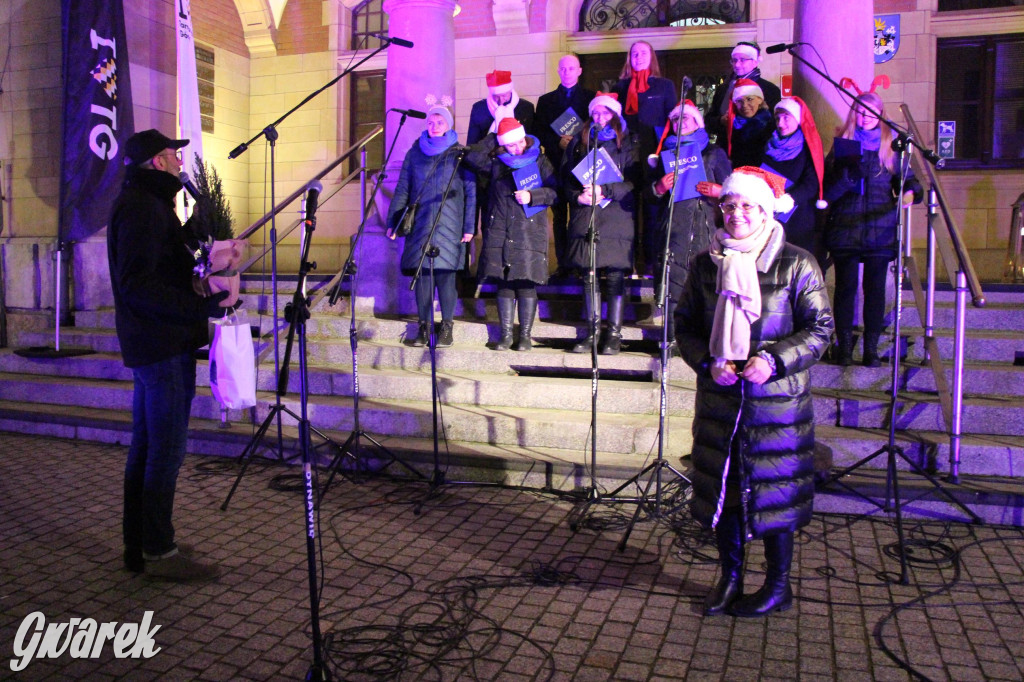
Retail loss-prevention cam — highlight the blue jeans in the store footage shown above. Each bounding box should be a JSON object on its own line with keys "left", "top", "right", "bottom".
{"left": 123, "top": 352, "right": 196, "bottom": 557}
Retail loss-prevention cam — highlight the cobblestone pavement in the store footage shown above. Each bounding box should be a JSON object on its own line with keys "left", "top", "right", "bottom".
{"left": 1, "top": 433, "right": 1023, "bottom": 681}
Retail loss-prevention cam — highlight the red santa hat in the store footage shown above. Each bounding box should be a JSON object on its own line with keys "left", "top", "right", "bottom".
{"left": 649, "top": 100, "right": 705, "bottom": 165}
{"left": 496, "top": 117, "right": 526, "bottom": 146}
{"left": 588, "top": 91, "right": 625, "bottom": 130}
{"left": 775, "top": 96, "right": 828, "bottom": 209}
{"left": 720, "top": 166, "right": 795, "bottom": 217}
{"left": 486, "top": 70, "right": 514, "bottom": 96}
{"left": 726, "top": 78, "right": 766, "bottom": 156}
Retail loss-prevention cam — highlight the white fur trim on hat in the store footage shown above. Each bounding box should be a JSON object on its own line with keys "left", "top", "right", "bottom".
{"left": 589, "top": 93, "right": 622, "bottom": 119}
{"left": 732, "top": 80, "right": 764, "bottom": 103}
{"left": 496, "top": 119, "right": 526, "bottom": 146}
{"left": 774, "top": 98, "right": 802, "bottom": 122}
{"left": 720, "top": 168, "right": 794, "bottom": 217}
{"left": 731, "top": 43, "right": 760, "bottom": 61}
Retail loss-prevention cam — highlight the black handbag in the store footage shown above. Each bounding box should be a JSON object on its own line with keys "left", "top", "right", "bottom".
{"left": 394, "top": 201, "right": 418, "bottom": 237}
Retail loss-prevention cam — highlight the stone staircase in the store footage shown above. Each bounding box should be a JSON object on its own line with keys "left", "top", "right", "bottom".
{"left": 2, "top": 276, "right": 1022, "bottom": 521}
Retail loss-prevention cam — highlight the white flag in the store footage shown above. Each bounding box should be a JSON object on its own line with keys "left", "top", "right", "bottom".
{"left": 177, "top": 0, "right": 203, "bottom": 171}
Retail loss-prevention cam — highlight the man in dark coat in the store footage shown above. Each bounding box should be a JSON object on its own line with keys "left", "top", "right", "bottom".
{"left": 108, "top": 129, "right": 230, "bottom": 582}
{"left": 533, "top": 54, "right": 595, "bottom": 276}
{"left": 707, "top": 42, "right": 782, "bottom": 142}
{"left": 676, "top": 167, "right": 833, "bottom": 618}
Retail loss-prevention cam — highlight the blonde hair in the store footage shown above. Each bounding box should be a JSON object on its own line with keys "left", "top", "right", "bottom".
{"left": 838, "top": 92, "right": 896, "bottom": 173}
{"left": 619, "top": 41, "right": 662, "bottom": 79}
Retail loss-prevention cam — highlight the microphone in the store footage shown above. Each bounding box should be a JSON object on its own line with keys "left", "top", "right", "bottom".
{"left": 179, "top": 172, "right": 201, "bottom": 201}
{"left": 682, "top": 76, "right": 693, "bottom": 96}
{"left": 390, "top": 107, "right": 427, "bottom": 119}
{"left": 371, "top": 32, "right": 413, "bottom": 48}
{"left": 304, "top": 180, "right": 323, "bottom": 223}
{"left": 765, "top": 42, "right": 801, "bottom": 54}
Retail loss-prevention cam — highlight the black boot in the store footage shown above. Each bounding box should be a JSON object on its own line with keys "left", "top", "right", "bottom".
{"left": 730, "top": 531, "right": 794, "bottom": 617}
{"left": 599, "top": 294, "right": 624, "bottom": 355}
{"left": 515, "top": 292, "right": 538, "bottom": 351}
{"left": 495, "top": 296, "right": 515, "bottom": 351}
{"left": 410, "top": 321, "right": 429, "bottom": 347}
{"left": 571, "top": 289, "right": 600, "bottom": 354}
{"left": 834, "top": 330, "right": 853, "bottom": 366}
{"left": 437, "top": 320, "right": 454, "bottom": 348}
{"left": 704, "top": 510, "right": 745, "bottom": 616}
{"left": 862, "top": 332, "right": 881, "bottom": 367}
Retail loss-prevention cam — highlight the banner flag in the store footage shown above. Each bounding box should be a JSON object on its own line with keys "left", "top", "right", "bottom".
{"left": 59, "top": 0, "right": 135, "bottom": 241}
{"left": 176, "top": 0, "right": 203, "bottom": 169}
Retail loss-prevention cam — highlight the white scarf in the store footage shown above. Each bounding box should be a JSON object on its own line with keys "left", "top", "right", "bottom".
{"left": 486, "top": 90, "right": 521, "bottom": 134}
{"left": 708, "top": 220, "right": 777, "bottom": 361}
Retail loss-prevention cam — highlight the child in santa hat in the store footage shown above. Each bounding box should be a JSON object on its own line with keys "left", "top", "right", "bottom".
{"left": 726, "top": 79, "right": 775, "bottom": 169}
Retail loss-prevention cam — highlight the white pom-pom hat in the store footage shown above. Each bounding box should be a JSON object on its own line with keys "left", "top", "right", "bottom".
{"left": 720, "top": 166, "right": 795, "bottom": 217}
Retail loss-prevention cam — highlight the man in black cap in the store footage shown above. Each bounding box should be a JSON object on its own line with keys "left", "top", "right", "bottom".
{"left": 707, "top": 41, "right": 782, "bottom": 141}
{"left": 108, "top": 128, "right": 230, "bottom": 582}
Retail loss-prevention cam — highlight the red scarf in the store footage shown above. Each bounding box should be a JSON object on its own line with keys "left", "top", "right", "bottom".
{"left": 625, "top": 69, "right": 650, "bottom": 115}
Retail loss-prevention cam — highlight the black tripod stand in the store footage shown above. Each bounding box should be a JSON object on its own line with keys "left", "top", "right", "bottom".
{"left": 317, "top": 111, "right": 428, "bottom": 501}
{"left": 617, "top": 93, "right": 696, "bottom": 550}
{"left": 568, "top": 128, "right": 642, "bottom": 530}
{"left": 780, "top": 42, "right": 982, "bottom": 583}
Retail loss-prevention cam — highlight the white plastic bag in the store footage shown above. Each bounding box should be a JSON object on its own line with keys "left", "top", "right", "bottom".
{"left": 209, "top": 309, "right": 256, "bottom": 410}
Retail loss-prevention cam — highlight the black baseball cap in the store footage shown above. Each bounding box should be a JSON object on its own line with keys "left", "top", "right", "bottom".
{"left": 123, "top": 129, "right": 189, "bottom": 166}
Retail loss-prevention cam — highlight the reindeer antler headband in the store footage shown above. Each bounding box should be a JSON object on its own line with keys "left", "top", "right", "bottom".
{"left": 839, "top": 75, "right": 890, "bottom": 96}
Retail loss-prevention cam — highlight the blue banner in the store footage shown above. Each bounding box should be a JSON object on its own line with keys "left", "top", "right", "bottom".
{"left": 60, "top": 0, "right": 135, "bottom": 242}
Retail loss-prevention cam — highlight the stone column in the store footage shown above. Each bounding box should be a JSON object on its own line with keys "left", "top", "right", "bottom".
{"left": 359, "top": 0, "right": 456, "bottom": 315}
{"left": 793, "top": 0, "right": 875, "bottom": 150}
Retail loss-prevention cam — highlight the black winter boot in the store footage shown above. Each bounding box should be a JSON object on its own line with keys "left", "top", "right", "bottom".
{"left": 410, "top": 321, "right": 429, "bottom": 347}
{"left": 495, "top": 296, "right": 515, "bottom": 351}
{"left": 834, "top": 330, "right": 853, "bottom": 366}
{"left": 599, "top": 294, "right": 624, "bottom": 355}
{"left": 437, "top": 320, "right": 454, "bottom": 348}
{"left": 862, "top": 332, "right": 882, "bottom": 367}
{"left": 515, "top": 292, "right": 538, "bottom": 351}
{"left": 730, "top": 531, "right": 794, "bottom": 617}
{"left": 704, "top": 509, "right": 745, "bottom": 616}
{"left": 571, "top": 289, "right": 600, "bottom": 354}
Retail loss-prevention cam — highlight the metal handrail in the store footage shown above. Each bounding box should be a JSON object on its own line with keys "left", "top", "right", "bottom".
{"left": 900, "top": 105, "right": 985, "bottom": 482}
{"left": 236, "top": 125, "right": 384, "bottom": 242}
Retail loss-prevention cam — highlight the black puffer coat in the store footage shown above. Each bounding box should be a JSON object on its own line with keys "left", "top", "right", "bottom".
{"left": 647, "top": 138, "right": 731, "bottom": 297}
{"left": 562, "top": 134, "right": 641, "bottom": 271}
{"left": 464, "top": 134, "right": 557, "bottom": 285}
{"left": 675, "top": 224, "right": 834, "bottom": 540}
{"left": 388, "top": 140, "right": 476, "bottom": 275}
{"left": 823, "top": 148, "right": 922, "bottom": 259}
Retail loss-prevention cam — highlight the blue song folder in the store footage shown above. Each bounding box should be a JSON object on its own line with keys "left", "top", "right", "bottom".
{"left": 551, "top": 107, "right": 584, "bottom": 138}
{"left": 571, "top": 146, "right": 623, "bottom": 209}
{"left": 660, "top": 142, "right": 706, "bottom": 202}
{"left": 512, "top": 163, "right": 546, "bottom": 218}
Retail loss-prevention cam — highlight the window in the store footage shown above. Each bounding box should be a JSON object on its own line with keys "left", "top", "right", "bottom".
{"left": 579, "top": 0, "right": 747, "bottom": 32}
{"left": 938, "top": 0, "right": 1019, "bottom": 10}
{"left": 936, "top": 34, "right": 1024, "bottom": 169}
{"left": 349, "top": 70, "right": 386, "bottom": 174}
{"left": 196, "top": 45, "right": 215, "bottom": 134}
{"left": 351, "top": 0, "right": 387, "bottom": 51}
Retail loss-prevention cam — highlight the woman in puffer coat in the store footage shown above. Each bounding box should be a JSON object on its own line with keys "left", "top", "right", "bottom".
{"left": 387, "top": 106, "right": 476, "bottom": 348}
{"left": 646, "top": 99, "right": 731, "bottom": 351}
{"left": 464, "top": 118, "right": 557, "bottom": 351}
{"left": 824, "top": 91, "right": 922, "bottom": 367}
{"left": 675, "top": 167, "right": 833, "bottom": 618}
{"left": 563, "top": 92, "right": 641, "bottom": 355}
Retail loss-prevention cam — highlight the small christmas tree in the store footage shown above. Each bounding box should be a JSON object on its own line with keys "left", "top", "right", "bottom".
{"left": 191, "top": 153, "right": 235, "bottom": 241}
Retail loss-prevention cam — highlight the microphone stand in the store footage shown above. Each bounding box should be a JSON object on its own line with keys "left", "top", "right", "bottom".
{"left": 410, "top": 147, "right": 512, "bottom": 514}
{"left": 784, "top": 44, "right": 981, "bottom": 583}
{"left": 569, "top": 126, "right": 641, "bottom": 531}
{"left": 616, "top": 96, "right": 693, "bottom": 551}
{"left": 225, "top": 36, "right": 402, "bottom": 465}
{"left": 317, "top": 111, "right": 427, "bottom": 501}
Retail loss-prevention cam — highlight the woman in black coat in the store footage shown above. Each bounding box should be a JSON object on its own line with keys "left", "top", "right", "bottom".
{"left": 676, "top": 167, "right": 833, "bottom": 617}
{"left": 387, "top": 107, "right": 476, "bottom": 348}
{"left": 646, "top": 100, "right": 731, "bottom": 349}
{"left": 725, "top": 79, "right": 774, "bottom": 169}
{"left": 824, "top": 92, "right": 922, "bottom": 366}
{"left": 760, "top": 97, "right": 827, "bottom": 264}
{"left": 562, "top": 93, "right": 640, "bottom": 355}
{"left": 464, "top": 118, "right": 557, "bottom": 351}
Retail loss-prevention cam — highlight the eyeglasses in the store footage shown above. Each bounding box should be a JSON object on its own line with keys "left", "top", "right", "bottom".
{"left": 730, "top": 57, "right": 755, "bottom": 64}
{"left": 158, "top": 150, "right": 183, "bottom": 162}
{"left": 720, "top": 202, "right": 760, "bottom": 215}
